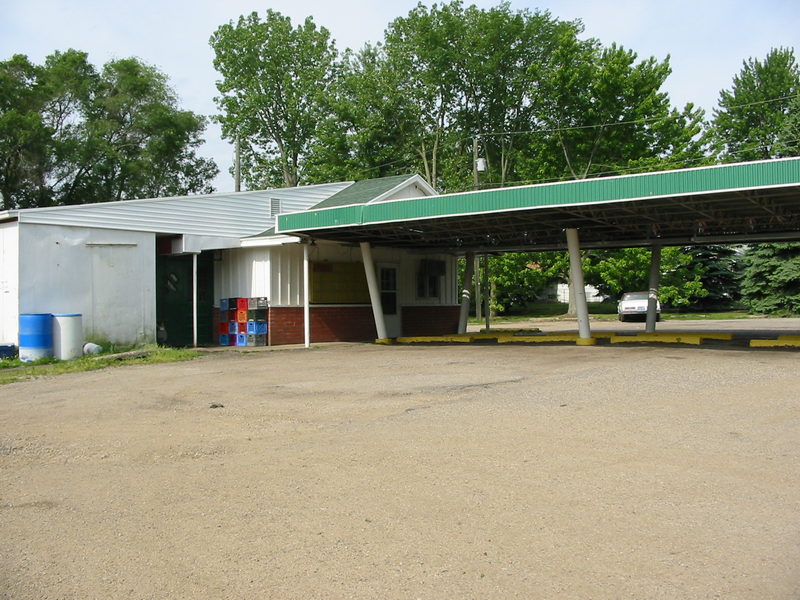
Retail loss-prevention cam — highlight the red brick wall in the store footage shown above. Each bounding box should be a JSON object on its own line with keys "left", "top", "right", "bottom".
{"left": 268, "top": 306, "right": 377, "bottom": 346}
{"left": 401, "top": 305, "right": 461, "bottom": 337}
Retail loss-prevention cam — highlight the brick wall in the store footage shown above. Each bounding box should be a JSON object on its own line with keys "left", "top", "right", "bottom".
{"left": 401, "top": 305, "right": 460, "bottom": 337}
{"left": 268, "top": 306, "right": 377, "bottom": 346}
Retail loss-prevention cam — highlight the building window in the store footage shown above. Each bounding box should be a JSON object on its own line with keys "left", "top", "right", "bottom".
{"left": 380, "top": 267, "right": 398, "bottom": 315}
{"left": 416, "top": 259, "right": 445, "bottom": 299}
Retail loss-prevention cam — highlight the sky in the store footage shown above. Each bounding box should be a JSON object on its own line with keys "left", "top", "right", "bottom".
{"left": 2, "top": 0, "right": 799, "bottom": 192}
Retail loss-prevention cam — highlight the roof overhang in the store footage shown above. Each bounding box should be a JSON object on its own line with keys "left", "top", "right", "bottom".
{"left": 276, "top": 158, "right": 800, "bottom": 253}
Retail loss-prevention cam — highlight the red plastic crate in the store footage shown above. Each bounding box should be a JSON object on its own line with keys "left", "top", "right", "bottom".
{"left": 237, "top": 322, "right": 247, "bottom": 334}
{"left": 236, "top": 298, "right": 249, "bottom": 311}
{"left": 217, "top": 322, "right": 228, "bottom": 334}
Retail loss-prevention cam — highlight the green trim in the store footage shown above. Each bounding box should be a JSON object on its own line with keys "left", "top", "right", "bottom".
{"left": 278, "top": 158, "right": 800, "bottom": 233}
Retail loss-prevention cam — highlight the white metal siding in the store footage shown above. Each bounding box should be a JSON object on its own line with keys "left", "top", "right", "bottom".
{"left": 214, "top": 247, "right": 271, "bottom": 302}
{"left": 270, "top": 245, "right": 305, "bottom": 306}
{"left": 14, "top": 182, "right": 351, "bottom": 238}
{"left": 18, "top": 224, "right": 156, "bottom": 344}
{"left": 0, "top": 222, "right": 19, "bottom": 343}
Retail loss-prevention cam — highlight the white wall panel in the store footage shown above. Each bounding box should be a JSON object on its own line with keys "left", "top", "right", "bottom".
{"left": 0, "top": 222, "right": 19, "bottom": 343}
{"left": 215, "top": 247, "right": 271, "bottom": 302}
{"left": 18, "top": 224, "right": 156, "bottom": 344}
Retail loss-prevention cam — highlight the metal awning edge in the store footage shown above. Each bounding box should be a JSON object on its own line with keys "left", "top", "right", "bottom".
{"left": 277, "top": 158, "right": 800, "bottom": 235}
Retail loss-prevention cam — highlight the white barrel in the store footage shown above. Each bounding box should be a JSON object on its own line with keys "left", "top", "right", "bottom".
{"left": 53, "top": 314, "right": 84, "bottom": 360}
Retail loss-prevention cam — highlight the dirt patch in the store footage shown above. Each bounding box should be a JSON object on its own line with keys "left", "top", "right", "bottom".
{"left": 1, "top": 341, "right": 799, "bottom": 599}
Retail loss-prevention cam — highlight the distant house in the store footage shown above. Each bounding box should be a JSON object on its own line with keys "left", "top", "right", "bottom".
{"left": 0, "top": 175, "right": 460, "bottom": 347}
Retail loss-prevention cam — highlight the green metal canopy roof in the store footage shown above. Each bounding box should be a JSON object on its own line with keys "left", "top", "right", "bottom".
{"left": 276, "top": 158, "right": 800, "bottom": 252}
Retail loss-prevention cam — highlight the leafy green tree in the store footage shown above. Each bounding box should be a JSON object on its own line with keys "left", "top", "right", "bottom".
{"left": 711, "top": 47, "right": 800, "bottom": 314}
{"left": 210, "top": 10, "right": 336, "bottom": 188}
{"left": 682, "top": 245, "right": 742, "bottom": 309}
{"left": 0, "top": 50, "right": 217, "bottom": 209}
{"left": 711, "top": 47, "right": 799, "bottom": 161}
{"left": 0, "top": 55, "right": 51, "bottom": 209}
{"left": 585, "top": 247, "right": 706, "bottom": 307}
{"left": 487, "top": 253, "right": 553, "bottom": 313}
{"left": 740, "top": 243, "right": 800, "bottom": 314}
{"left": 523, "top": 41, "right": 708, "bottom": 183}
{"left": 304, "top": 44, "right": 419, "bottom": 183}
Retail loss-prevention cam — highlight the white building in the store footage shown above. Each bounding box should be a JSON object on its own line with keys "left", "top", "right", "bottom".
{"left": 0, "top": 175, "right": 460, "bottom": 347}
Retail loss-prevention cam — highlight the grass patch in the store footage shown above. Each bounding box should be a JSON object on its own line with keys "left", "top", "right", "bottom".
{"left": 661, "top": 311, "right": 754, "bottom": 320}
{"left": 0, "top": 345, "right": 200, "bottom": 385}
{"left": 469, "top": 303, "right": 757, "bottom": 324}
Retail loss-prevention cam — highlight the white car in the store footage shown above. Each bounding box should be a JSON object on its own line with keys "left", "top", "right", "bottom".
{"left": 618, "top": 291, "right": 661, "bottom": 322}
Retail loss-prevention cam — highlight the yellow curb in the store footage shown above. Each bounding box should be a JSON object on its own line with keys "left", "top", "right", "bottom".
{"left": 374, "top": 338, "right": 394, "bottom": 345}
{"left": 395, "top": 336, "right": 474, "bottom": 343}
{"left": 750, "top": 338, "right": 800, "bottom": 347}
{"left": 697, "top": 332, "right": 734, "bottom": 341}
{"left": 479, "top": 328, "right": 541, "bottom": 334}
{"left": 498, "top": 334, "right": 585, "bottom": 343}
{"left": 575, "top": 337, "right": 598, "bottom": 346}
{"left": 610, "top": 334, "right": 702, "bottom": 345}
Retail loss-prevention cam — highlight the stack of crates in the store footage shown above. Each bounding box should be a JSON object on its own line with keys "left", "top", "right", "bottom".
{"left": 218, "top": 297, "right": 268, "bottom": 346}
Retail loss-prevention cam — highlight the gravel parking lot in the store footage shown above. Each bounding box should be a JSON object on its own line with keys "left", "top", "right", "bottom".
{"left": 1, "top": 322, "right": 799, "bottom": 599}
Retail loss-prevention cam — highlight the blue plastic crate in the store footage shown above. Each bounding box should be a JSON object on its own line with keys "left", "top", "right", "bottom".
{"left": 236, "top": 334, "right": 247, "bottom": 347}
{"left": 229, "top": 321, "right": 237, "bottom": 335}
{"left": 219, "top": 334, "right": 229, "bottom": 346}
{"left": 220, "top": 298, "right": 229, "bottom": 311}
{"left": 245, "top": 321, "right": 267, "bottom": 335}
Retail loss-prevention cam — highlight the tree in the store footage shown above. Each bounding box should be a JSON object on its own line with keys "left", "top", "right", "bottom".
{"left": 304, "top": 43, "right": 420, "bottom": 183}
{"left": 585, "top": 247, "right": 706, "bottom": 307}
{"left": 210, "top": 10, "right": 336, "bottom": 188}
{"left": 711, "top": 47, "right": 799, "bottom": 161}
{"left": 711, "top": 47, "right": 800, "bottom": 314}
{"left": 682, "top": 245, "right": 742, "bottom": 309}
{"left": 0, "top": 50, "right": 217, "bottom": 210}
{"left": 740, "top": 243, "right": 800, "bottom": 314}
{"left": 0, "top": 54, "right": 51, "bottom": 209}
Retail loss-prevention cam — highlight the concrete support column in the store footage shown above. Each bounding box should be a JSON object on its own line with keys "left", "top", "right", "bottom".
{"left": 483, "top": 254, "right": 490, "bottom": 332}
{"left": 566, "top": 228, "right": 592, "bottom": 342}
{"left": 360, "top": 242, "right": 388, "bottom": 340}
{"left": 458, "top": 252, "right": 475, "bottom": 334}
{"left": 191, "top": 252, "right": 198, "bottom": 348}
{"left": 474, "top": 255, "right": 482, "bottom": 320}
{"left": 646, "top": 245, "right": 662, "bottom": 333}
{"left": 303, "top": 243, "right": 311, "bottom": 348}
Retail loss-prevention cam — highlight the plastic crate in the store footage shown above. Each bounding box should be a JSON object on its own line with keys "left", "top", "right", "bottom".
{"left": 219, "top": 334, "right": 229, "bottom": 346}
{"left": 220, "top": 298, "right": 229, "bottom": 311}
{"left": 236, "top": 298, "right": 249, "bottom": 311}
{"left": 236, "top": 310, "right": 248, "bottom": 323}
{"left": 235, "top": 334, "right": 247, "bottom": 346}
{"left": 228, "top": 321, "right": 237, "bottom": 335}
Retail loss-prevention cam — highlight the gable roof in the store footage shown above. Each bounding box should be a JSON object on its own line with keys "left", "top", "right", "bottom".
{"left": 246, "top": 174, "right": 435, "bottom": 240}
{"left": 310, "top": 175, "right": 421, "bottom": 210}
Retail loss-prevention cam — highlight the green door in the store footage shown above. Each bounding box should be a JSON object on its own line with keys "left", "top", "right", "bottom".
{"left": 156, "top": 253, "right": 214, "bottom": 347}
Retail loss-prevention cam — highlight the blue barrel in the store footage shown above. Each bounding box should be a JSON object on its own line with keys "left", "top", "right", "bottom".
{"left": 19, "top": 313, "right": 54, "bottom": 362}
